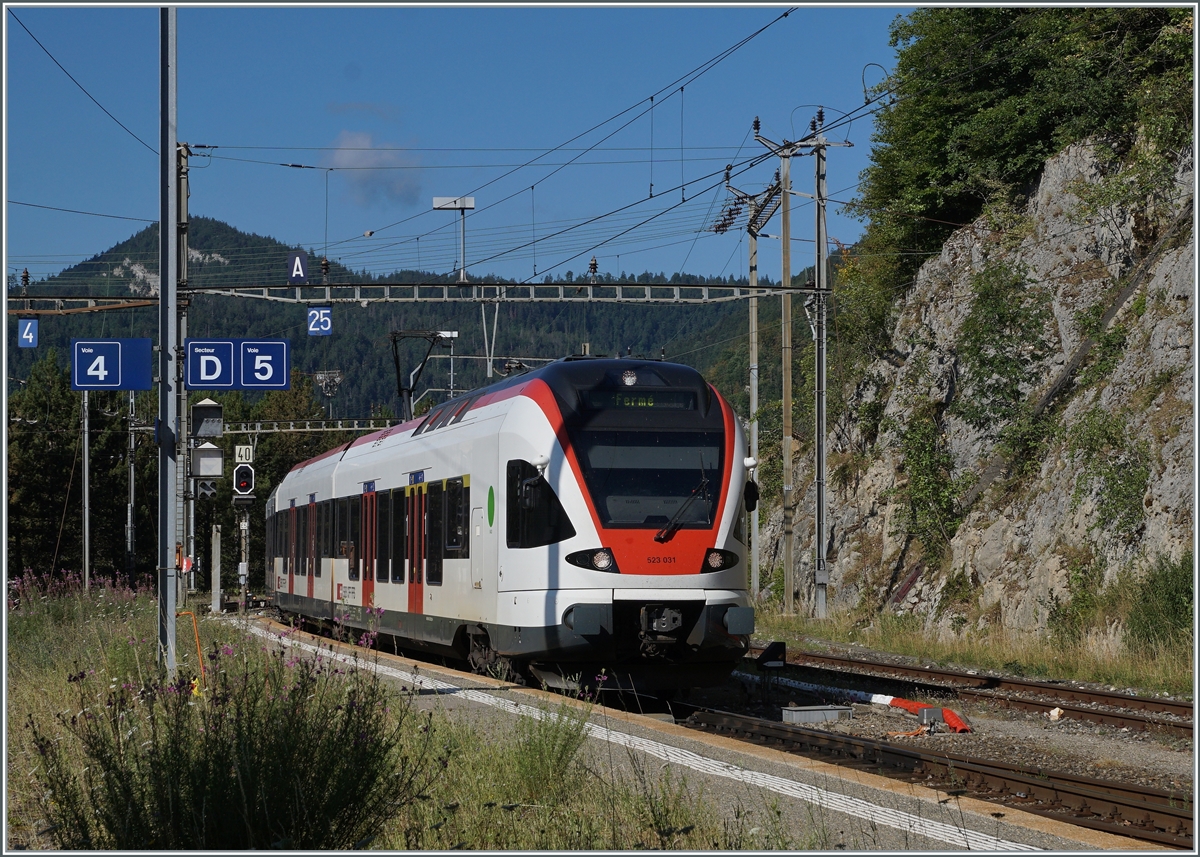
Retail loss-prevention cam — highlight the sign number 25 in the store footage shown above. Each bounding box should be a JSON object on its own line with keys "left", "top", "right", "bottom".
{"left": 307, "top": 307, "right": 332, "bottom": 336}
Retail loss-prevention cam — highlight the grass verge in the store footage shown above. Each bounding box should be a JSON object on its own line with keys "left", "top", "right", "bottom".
{"left": 755, "top": 608, "right": 1193, "bottom": 698}
{"left": 9, "top": 572, "right": 816, "bottom": 850}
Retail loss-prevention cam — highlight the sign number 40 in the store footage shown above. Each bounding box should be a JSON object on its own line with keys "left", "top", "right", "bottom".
{"left": 308, "top": 307, "right": 332, "bottom": 336}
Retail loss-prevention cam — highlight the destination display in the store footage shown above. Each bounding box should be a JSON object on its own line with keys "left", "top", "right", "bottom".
{"left": 582, "top": 390, "right": 696, "bottom": 410}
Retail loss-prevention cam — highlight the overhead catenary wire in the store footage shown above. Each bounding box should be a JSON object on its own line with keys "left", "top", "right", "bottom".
{"left": 316, "top": 6, "right": 796, "bottom": 252}
{"left": 9, "top": 200, "right": 158, "bottom": 223}
{"left": 8, "top": 8, "right": 157, "bottom": 156}
{"left": 16, "top": 8, "right": 1113, "bottom": 291}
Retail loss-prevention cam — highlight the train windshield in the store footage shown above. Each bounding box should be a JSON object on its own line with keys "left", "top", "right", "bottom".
{"left": 572, "top": 430, "right": 723, "bottom": 528}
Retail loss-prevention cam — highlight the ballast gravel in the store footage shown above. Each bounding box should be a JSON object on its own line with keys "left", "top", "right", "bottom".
{"left": 689, "top": 640, "right": 1194, "bottom": 800}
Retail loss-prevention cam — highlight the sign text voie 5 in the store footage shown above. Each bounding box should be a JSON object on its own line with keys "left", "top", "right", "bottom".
{"left": 184, "top": 339, "right": 290, "bottom": 390}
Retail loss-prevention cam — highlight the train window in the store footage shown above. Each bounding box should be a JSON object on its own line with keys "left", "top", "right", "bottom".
{"left": 347, "top": 495, "right": 360, "bottom": 580}
{"left": 313, "top": 502, "right": 323, "bottom": 576}
{"left": 506, "top": 460, "right": 576, "bottom": 549}
{"left": 376, "top": 490, "right": 390, "bottom": 583}
{"left": 317, "top": 500, "right": 324, "bottom": 558}
{"left": 336, "top": 498, "right": 347, "bottom": 557}
{"left": 324, "top": 499, "right": 334, "bottom": 560}
{"left": 570, "top": 430, "right": 723, "bottom": 529}
{"left": 426, "top": 481, "right": 444, "bottom": 586}
{"left": 391, "top": 488, "right": 406, "bottom": 583}
{"left": 282, "top": 512, "right": 291, "bottom": 575}
{"left": 732, "top": 493, "right": 747, "bottom": 545}
{"left": 297, "top": 507, "right": 307, "bottom": 576}
{"left": 443, "top": 477, "right": 470, "bottom": 558}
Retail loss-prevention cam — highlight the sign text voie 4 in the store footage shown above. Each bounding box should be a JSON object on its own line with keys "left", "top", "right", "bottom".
{"left": 184, "top": 339, "right": 291, "bottom": 390}
{"left": 71, "top": 339, "right": 153, "bottom": 390}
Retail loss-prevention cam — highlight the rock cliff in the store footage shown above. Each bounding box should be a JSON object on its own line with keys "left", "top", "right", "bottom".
{"left": 761, "top": 142, "right": 1193, "bottom": 638}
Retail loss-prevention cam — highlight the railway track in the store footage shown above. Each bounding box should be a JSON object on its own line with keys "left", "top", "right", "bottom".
{"left": 749, "top": 645, "right": 1193, "bottom": 739}
{"left": 257, "top": 616, "right": 1190, "bottom": 847}
{"left": 678, "top": 707, "right": 1194, "bottom": 848}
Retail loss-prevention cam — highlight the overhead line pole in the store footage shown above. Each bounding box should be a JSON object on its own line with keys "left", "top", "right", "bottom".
{"left": 755, "top": 117, "right": 797, "bottom": 616}
{"left": 813, "top": 134, "right": 831, "bottom": 619}
{"left": 756, "top": 111, "right": 850, "bottom": 619}
{"left": 178, "top": 143, "right": 191, "bottom": 603}
{"left": 722, "top": 166, "right": 780, "bottom": 601}
{"left": 157, "top": 6, "right": 178, "bottom": 677}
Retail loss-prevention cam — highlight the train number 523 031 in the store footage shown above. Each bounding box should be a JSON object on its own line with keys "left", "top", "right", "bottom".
{"left": 646, "top": 556, "right": 676, "bottom": 564}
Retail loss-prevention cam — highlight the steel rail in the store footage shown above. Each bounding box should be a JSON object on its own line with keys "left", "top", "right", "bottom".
{"left": 682, "top": 708, "right": 1193, "bottom": 848}
{"left": 753, "top": 648, "right": 1195, "bottom": 720}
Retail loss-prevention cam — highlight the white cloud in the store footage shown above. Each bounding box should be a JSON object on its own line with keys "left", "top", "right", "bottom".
{"left": 328, "top": 131, "right": 421, "bottom": 208}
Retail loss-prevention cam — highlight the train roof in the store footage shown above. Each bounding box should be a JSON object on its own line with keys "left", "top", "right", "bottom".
{"left": 284, "top": 357, "right": 723, "bottom": 479}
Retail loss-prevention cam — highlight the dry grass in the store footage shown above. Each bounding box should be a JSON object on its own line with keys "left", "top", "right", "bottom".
{"left": 8, "top": 573, "right": 818, "bottom": 851}
{"left": 755, "top": 608, "right": 1193, "bottom": 698}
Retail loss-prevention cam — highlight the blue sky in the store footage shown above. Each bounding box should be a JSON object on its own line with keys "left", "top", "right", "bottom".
{"left": 5, "top": 5, "right": 910, "bottom": 286}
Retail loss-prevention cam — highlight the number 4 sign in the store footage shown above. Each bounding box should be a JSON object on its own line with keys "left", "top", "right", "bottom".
{"left": 71, "top": 339, "right": 153, "bottom": 390}
{"left": 18, "top": 318, "right": 38, "bottom": 348}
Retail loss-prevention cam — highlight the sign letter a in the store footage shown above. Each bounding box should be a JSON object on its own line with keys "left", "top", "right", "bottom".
{"left": 288, "top": 250, "right": 308, "bottom": 284}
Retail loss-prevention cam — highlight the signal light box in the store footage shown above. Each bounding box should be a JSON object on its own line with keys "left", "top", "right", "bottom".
{"left": 233, "top": 463, "right": 255, "bottom": 495}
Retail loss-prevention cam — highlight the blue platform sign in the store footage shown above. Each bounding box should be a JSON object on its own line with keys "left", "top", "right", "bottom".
{"left": 185, "top": 339, "right": 291, "bottom": 390}
{"left": 18, "top": 318, "right": 38, "bottom": 348}
{"left": 307, "top": 306, "right": 332, "bottom": 336}
{"left": 71, "top": 338, "right": 153, "bottom": 390}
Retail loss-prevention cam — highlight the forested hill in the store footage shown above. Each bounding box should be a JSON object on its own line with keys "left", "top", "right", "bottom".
{"left": 7, "top": 215, "right": 789, "bottom": 418}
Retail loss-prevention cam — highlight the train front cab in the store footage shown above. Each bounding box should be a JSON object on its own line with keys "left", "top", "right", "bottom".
{"left": 494, "top": 360, "right": 755, "bottom": 690}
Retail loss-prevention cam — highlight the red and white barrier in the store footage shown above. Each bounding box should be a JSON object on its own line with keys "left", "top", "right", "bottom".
{"left": 757, "top": 674, "right": 973, "bottom": 733}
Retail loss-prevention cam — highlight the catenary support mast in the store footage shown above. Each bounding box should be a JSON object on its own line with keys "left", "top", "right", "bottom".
{"left": 157, "top": 5, "right": 178, "bottom": 676}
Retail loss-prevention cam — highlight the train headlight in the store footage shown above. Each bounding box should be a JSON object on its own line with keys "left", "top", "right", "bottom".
{"left": 566, "top": 548, "right": 620, "bottom": 573}
{"left": 701, "top": 549, "right": 739, "bottom": 572}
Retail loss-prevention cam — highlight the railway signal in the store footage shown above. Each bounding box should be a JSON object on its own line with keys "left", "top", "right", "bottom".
{"left": 233, "top": 463, "right": 254, "bottom": 496}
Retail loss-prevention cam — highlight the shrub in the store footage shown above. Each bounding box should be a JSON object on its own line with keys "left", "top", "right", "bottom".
{"left": 512, "top": 700, "right": 591, "bottom": 806}
{"left": 893, "top": 402, "right": 972, "bottom": 558}
{"left": 1126, "top": 551, "right": 1194, "bottom": 648}
{"left": 952, "top": 262, "right": 1053, "bottom": 434}
{"left": 29, "top": 643, "right": 439, "bottom": 849}
{"left": 1046, "top": 551, "right": 1107, "bottom": 643}
{"left": 1068, "top": 408, "right": 1150, "bottom": 542}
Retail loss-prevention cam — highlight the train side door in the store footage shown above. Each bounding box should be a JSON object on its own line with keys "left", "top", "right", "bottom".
{"left": 406, "top": 482, "right": 425, "bottom": 615}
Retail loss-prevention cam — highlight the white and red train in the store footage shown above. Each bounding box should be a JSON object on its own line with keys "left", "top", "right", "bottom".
{"left": 265, "top": 357, "right": 756, "bottom": 691}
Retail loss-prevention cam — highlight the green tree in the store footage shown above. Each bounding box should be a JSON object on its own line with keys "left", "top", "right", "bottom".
{"left": 8, "top": 351, "right": 83, "bottom": 573}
